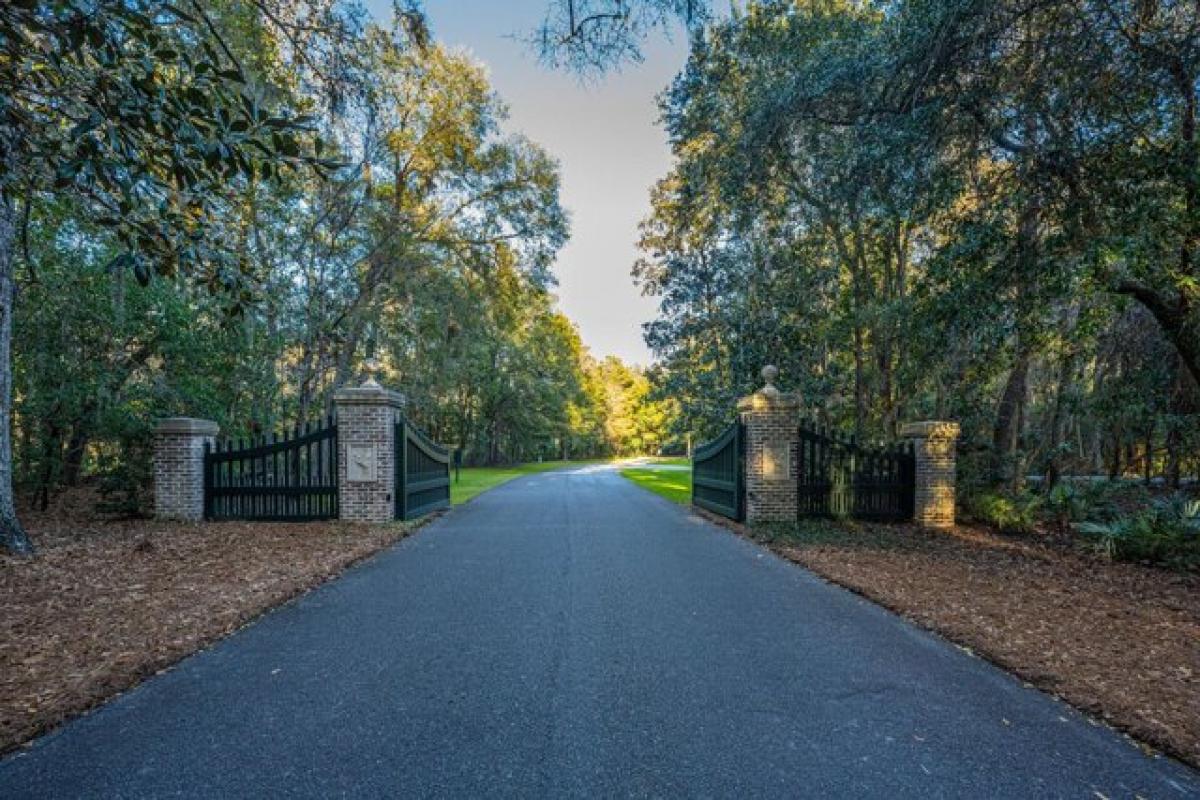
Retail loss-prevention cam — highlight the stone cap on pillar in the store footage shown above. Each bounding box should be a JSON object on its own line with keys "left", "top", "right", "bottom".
{"left": 155, "top": 417, "right": 219, "bottom": 436}
{"left": 332, "top": 383, "right": 406, "bottom": 409}
{"left": 900, "top": 421, "right": 961, "bottom": 441}
{"left": 737, "top": 365, "right": 802, "bottom": 412}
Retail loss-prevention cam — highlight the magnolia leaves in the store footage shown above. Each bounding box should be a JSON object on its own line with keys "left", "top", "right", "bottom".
{"left": 4, "top": 2, "right": 340, "bottom": 298}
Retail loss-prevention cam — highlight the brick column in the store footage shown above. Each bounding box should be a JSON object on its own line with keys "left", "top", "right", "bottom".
{"left": 738, "top": 366, "right": 801, "bottom": 524}
{"left": 154, "top": 417, "right": 219, "bottom": 522}
{"left": 901, "top": 421, "right": 961, "bottom": 529}
{"left": 333, "top": 380, "right": 405, "bottom": 523}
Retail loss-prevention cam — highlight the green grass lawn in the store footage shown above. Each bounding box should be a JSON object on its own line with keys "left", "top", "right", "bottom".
{"left": 619, "top": 462, "right": 692, "bottom": 504}
{"left": 450, "top": 461, "right": 601, "bottom": 505}
{"left": 651, "top": 456, "right": 690, "bottom": 468}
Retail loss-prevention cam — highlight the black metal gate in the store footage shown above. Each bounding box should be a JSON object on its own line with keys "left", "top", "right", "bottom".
{"left": 797, "top": 424, "right": 914, "bottom": 521}
{"left": 692, "top": 421, "right": 745, "bottom": 521}
{"left": 394, "top": 419, "right": 451, "bottom": 521}
{"left": 204, "top": 417, "right": 339, "bottom": 521}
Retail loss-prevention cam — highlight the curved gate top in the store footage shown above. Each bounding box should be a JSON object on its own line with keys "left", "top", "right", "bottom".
{"left": 201, "top": 411, "right": 452, "bottom": 524}
{"left": 691, "top": 421, "right": 745, "bottom": 521}
{"left": 204, "top": 416, "right": 339, "bottom": 521}
{"left": 394, "top": 419, "right": 451, "bottom": 521}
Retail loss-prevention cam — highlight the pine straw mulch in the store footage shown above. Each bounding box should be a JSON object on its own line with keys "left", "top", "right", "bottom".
{"left": 0, "top": 496, "right": 422, "bottom": 755}
{"left": 701, "top": 512, "right": 1200, "bottom": 770}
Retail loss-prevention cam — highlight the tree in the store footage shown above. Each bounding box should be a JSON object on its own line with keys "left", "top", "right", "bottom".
{"left": 7, "top": 3, "right": 639, "bottom": 532}
{"left": 637, "top": 0, "right": 1200, "bottom": 491}
{"left": 885, "top": 0, "right": 1200, "bottom": 386}
{"left": 1, "top": 0, "right": 707, "bottom": 556}
{"left": 0, "top": 1, "right": 335, "bottom": 554}
{"left": 534, "top": 0, "right": 707, "bottom": 72}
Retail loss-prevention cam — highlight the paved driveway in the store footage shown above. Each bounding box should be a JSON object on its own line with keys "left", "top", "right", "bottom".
{"left": 2, "top": 465, "right": 1197, "bottom": 798}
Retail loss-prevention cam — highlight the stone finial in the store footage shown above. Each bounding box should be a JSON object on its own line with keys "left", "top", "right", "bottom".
{"left": 361, "top": 357, "right": 382, "bottom": 389}
{"left": 738, "top": 364, "right": 800, "bottom": 413}
{"left": 760, "top": 365, "right": 780, "bottom": 399}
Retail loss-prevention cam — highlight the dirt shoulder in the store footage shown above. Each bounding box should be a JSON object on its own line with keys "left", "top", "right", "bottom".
{"left": 0, "top": 509, "right": 422, "bottom": 754}
{"left": 701, "top": 512, "right": 1200, "bottom": 769}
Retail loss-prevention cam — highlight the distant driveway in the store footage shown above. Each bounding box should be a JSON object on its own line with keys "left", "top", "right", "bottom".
{"left": 1, "top": 465, "right": 1197, "bottom": 798}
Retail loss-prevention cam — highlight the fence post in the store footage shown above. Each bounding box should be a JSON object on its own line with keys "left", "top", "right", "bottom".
{"left": 154, "top": 417, "right": 219, "bottom": 522}
{"left": 738, "top": 365, "right": 801, "bottom": 524}
{"left": 333, "top": 374, "right": 405, "bottom": 523}
{"left": 900, "top": 421, "right": 961, "bottom": 529}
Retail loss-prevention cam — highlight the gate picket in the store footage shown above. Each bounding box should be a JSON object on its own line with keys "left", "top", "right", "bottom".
{"left": 796, "top": 422, "right": 913, "bottom": 521}
{"left": 204, "top": 416, "right": 338, "bottom": 521}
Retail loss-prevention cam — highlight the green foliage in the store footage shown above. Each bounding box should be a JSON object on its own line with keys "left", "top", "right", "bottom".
{"left": 1040, "top": 484, "right": 1091, "bottom": 528}
{"left": 966, "top": 492, "right": 1042, "bottom": 535}
{"left": 1074, "top": 496, "right": 1200, "bottom": 571}
{"left": 4, "top": 2, "right": 676, "bottom": 516}
{"left": 93, "top": 426, "right": 155, "bottom": 519}
{"left": 1035, "top": 480, "right": 1153, "bottom": 529}
{"left": 639, "top": 0, "right": 1200, "bottom": 493}
{"left": 0, "top": 0, "right": 334, "bottom": 292}
{"left": 590, "top": 357, "right": 678, "bottom": 457}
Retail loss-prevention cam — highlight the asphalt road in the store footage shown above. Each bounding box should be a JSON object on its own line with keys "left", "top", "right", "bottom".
{"left": 2, "top": 465, "right": 1198, "bottom": 798}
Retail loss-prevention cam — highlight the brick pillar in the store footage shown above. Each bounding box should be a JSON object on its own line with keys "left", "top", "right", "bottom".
{"left": 154, "top": 417, "right": 219, "bottom": 522}
{"left": 738, "top": 366, "right": 801, "bottom": 524}
{"left": 333, "top": 380, "right": 404, "bottom": 523}
{"left": 901, "top": 421, "right": 961, "bottom": 529}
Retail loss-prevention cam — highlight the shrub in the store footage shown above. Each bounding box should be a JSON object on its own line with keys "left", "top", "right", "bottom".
{"left": 1036, "top": 480, "right": 1155, "bottom": 528}
{"left": 1074, "top": 495, "right": 1200, "bottom": 571}
{"left": 967, "top": 491, "right": 1041, "bottom": 534}
{"left": 93, "top": 422, "right": 155, "bottom": 518}
{"left": 1041, "top": 483, "right": 1089, "bottom": 527}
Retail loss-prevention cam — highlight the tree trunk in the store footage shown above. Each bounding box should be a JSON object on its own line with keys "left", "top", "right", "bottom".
{"left": 62, "top": 427, "right": 89, "bottom": 487}
{"left": 1107, "top": 430, "right": 1121, "bottom": 480}
{"left": 992, "top": 345, "right": 1030, "bottom": 488}
{"left": 1165, "top": 423, "right": 1181, "bottom": 491}
{"left": 0, "top": 192, "right": 34, "bottom": 556}
{"left": 995, "top": 112, "right": 1040, "bottom": 493}
{"left": 1166, "top": 354, "right": 1188, "bottom": 490}
{"left": 36, "top": 417, "right": 63, "bottom": 511}
{"left": 1113, "top": 281, "right": 1200, "bottom": 388}
{"left": 1143, "top": 424, "right": 1154, "bottom": 485}
{"left": 853, "top": 323, "right": 867, "bottom": 440}
{"left": 1044, "top": 342, "right": 1078, "bottom": 488}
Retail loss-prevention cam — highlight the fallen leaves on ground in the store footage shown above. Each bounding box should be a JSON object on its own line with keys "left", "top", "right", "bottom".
{"left": 0, "top": 503, "right": 416, "bottom": 754}
{"left": 713, "top": 515, "right": 1200, "bottom": 768}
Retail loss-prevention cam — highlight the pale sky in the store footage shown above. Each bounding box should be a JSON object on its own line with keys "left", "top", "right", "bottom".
{"left": 365, "top": 0, "right": 690, "bottom": 365}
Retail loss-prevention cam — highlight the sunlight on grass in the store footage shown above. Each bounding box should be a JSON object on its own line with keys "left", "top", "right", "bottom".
{"left": 619, "top": 464, "right": 692, "bottom": 504}
{"left": 451, "top": 461, "right": 603, "bottom": 505}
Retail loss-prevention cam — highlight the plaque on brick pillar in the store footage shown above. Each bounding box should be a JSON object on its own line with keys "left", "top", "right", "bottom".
{"left": 761, "top": 442, "right": 790, "bottom": 482}
{"left": 347, "top": 445, "right": 377, "bottom": 482}
{"left": 333, "top": 378, "right": 405, "bottom": 523}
